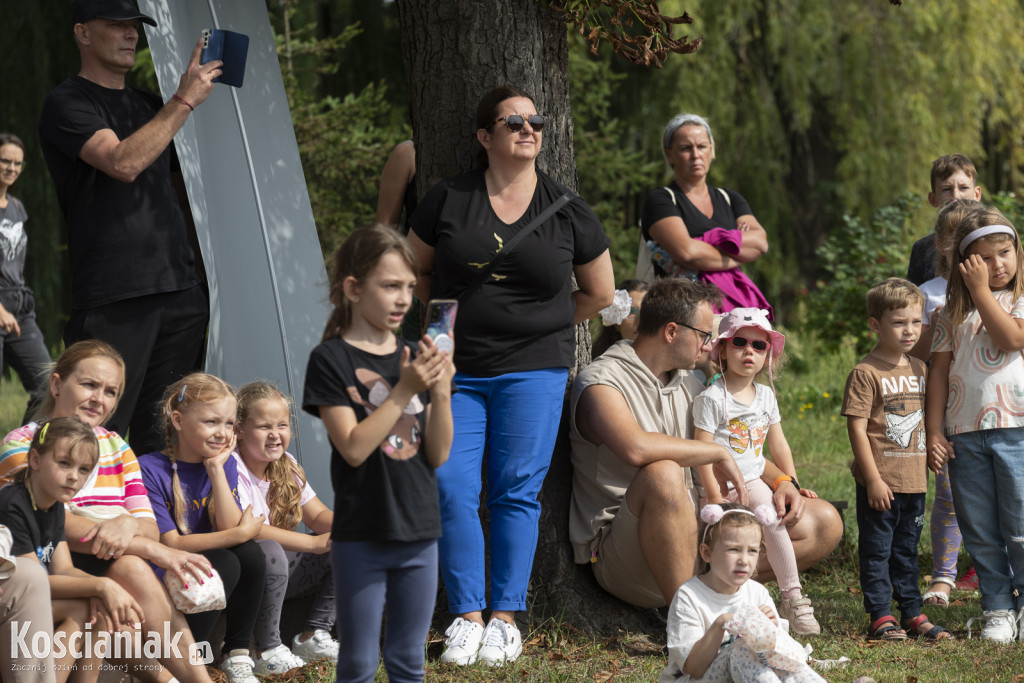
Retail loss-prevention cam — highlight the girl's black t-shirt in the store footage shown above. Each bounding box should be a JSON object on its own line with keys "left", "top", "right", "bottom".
{"left": 0, "top": 482, "right": 64, "bottom": 570}
{"left": 410, "top": 169, "right": 610, "bottom": 377}
{"left": 303, "top": 338, "right": 440, "bottom": 543}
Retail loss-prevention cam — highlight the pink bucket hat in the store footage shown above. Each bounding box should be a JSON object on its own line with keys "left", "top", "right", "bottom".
{"left": 711, "top": 308, "right": 785, "bottom": 363}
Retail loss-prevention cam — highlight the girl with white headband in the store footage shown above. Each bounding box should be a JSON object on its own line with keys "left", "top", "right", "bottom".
{"left": 659, "top": 502, "right": 823, "bottom": 683}
{"left": 926, "top": 206, "right": 1024, "bottom": 643}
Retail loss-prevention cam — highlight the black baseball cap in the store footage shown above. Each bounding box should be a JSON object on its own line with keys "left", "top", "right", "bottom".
{"left": 72, "top": 0, "right": 157, "bottom": 27}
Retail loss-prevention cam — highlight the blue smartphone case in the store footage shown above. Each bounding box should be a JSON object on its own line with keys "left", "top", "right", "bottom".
{"left": 200, "top": 29, "right": 249, "bottom": 88}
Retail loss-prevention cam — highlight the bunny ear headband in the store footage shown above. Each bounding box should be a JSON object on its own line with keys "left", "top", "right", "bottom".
{"left": 700, "top": 503, "right": 777, "bottom": 544}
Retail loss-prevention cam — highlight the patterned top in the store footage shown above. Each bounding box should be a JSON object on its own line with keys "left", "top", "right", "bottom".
{"left": 693, "top": 380, "right": 781, "bottom": 487}
{"left": 0, "top": 422, "right": 155, "bottom": 520}
{"left": 932, "top": 291, "right": 1024, "bottom": 435}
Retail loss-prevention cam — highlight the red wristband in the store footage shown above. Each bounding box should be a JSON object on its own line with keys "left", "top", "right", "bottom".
{"left": 172, "top": 94, "right": 194, "bottom": 112}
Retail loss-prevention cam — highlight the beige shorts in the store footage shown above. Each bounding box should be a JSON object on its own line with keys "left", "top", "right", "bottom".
{"left": 591, "top": 498, "right": 666, "bottom": 608}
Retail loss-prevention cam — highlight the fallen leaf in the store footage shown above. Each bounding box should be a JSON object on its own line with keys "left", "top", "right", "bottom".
{"left": 594, "top": 672, "right": 613, "bottom": 682}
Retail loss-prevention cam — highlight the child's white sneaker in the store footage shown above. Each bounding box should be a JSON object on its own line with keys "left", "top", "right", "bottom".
{"left": 477, "top": 618, "right": 523, "bottom": 667}
{"left": 291, "top": 629, "right": 339, "bottom": 662}
{"left": 779, "top": 595, "right": 821, "bottom": 635}
{"left": 440, "top": 617, "right": 484, "bottom": 665}
{"left": 218, "top": 651, "right": 259, "bottom": 683}
{"left": 1018, "top": 608, "right": 1024, "bottom": 642}
{"left": 254, "top": 644, "right": 305, "bottom": 675}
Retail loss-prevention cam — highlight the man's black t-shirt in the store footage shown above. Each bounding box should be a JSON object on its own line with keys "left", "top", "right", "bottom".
{"left": 0, "top": 482, "right": 64, "bottom": 570}
{"left": 303, "top": 338, "right": 441, "bottom": 543}
{"left": 38, "top": 77, "right": 199, "bottom": 310}
{"left": 410, "top": 169, "right": 610, "bottom": 376}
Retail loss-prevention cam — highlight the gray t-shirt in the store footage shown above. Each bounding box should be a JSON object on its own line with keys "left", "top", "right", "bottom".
{"left": 0, "top": 197, "right": 28, "bottom": 289}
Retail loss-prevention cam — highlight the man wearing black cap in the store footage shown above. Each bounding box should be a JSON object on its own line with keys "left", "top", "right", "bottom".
{"left": 39, "top": 0, "right": 222, "bottom": 454}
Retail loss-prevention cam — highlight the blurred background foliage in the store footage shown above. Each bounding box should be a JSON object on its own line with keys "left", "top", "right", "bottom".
{"left": 4, "top": 0, "right": 1024, "bottom": 361}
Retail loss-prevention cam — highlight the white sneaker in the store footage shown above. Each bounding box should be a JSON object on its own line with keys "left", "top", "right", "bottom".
{"left": 440, "top": 617, "right": 484, "bottom": 665}
{"left": 253, "top": 644, "right": 305, "bottom": 675}
{"left": 1017, "top": 608, "right": 1024, "bottom": 642}
{"left": 218, "top": 651, "right": 259, "bottom": 683}
{"left": 477, "top": 618, "right": 523, "bottom": 667}
{"left": 291, "top": 629, "right": 339, "bottom": 662}
{"left": 978, "top": 609, "right": 1017, "bottom": 643}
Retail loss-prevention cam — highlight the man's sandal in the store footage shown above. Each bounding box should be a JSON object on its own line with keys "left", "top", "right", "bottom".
{"left": 902, "top": 614, "right": 954, "bottom": 641}
{"left": 868, "top": 615, "right": 907, "bottom": 641}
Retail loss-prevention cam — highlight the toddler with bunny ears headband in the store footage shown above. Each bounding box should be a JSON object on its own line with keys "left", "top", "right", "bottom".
{"left": 659, "top": 502, "right": 825, "bottom": 683}
{"left": 691, "top": 307, "right": 823, "bottom": 637}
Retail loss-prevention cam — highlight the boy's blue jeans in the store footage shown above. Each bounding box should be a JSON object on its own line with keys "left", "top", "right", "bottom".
{"left": 948, "top": 426, "right": 1024, "bottom": 611}
{"left": 437, "top": 368, "right": 568, "bottom": 614}
{"left": 855, "top": 484, "right": 925, "bottom": 622}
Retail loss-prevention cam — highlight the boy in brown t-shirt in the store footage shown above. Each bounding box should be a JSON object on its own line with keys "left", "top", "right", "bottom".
{"left": 842, "top": 278, "right": 952, "bottom": 641}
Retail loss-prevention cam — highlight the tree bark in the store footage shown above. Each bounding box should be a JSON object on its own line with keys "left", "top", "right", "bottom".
{"left": 396, "top": 0, "right": 664, "bottom": 636}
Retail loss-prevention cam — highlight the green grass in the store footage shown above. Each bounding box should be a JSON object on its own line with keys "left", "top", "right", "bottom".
{"left": 0, "top": 378, "right": 29, "bottom": 436}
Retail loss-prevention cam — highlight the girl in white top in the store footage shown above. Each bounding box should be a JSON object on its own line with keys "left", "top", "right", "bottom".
{"left": 692, "top": 307, "right": 820, "bottom": 635}
{"left": 660, "top": 503, "right": 823, "bottom": 683}
{"left": 232, "top": 381, "right": 336, "bottom": 674}
{"left": 926, "top": 206, "right": 1024, "bottom": 642}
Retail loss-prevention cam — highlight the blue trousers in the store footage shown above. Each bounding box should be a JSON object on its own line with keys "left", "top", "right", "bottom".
{"left": 437, "top": 368, "right": 568, "bottom": 613}
{"left": 855, "top": 484, "right": 925, "bottom": 621}
{"left": 948, "top": 427, "right": 1024, "bottom": 611}
{"left": 332, "top": 539, "right": 437, "bottom": 683}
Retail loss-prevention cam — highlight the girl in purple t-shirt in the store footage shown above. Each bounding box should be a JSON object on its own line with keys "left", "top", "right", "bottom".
{"left": 138, "top": 373, "right": 266, "bottom": 683}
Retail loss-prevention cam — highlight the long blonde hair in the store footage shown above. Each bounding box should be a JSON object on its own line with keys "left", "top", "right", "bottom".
{"left": 161, "top": 373, "right": 236, "bottom": 534}
{"left": 321, "top": 225, "right": 417, "bottom": 342}
{"left": 236, "top": 381, "right": 306, "bottom": 531}
{"left": 945, "top": 206, "right": 1024, "bottom": 326}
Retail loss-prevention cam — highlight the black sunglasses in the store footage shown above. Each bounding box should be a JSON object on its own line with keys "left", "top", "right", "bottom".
{"left": 729, "top": 336, "right": 769, "bottom": 352}
{"left": 676, "top": 321, "right": 713, "bottom": 346}
{"left": 491, "top": 114, "right": 547, "bottom": 133}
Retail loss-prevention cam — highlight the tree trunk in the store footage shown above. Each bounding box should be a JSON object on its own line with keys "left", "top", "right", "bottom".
{"left": 396, "top": 0, "right": 664, "bottom": 636}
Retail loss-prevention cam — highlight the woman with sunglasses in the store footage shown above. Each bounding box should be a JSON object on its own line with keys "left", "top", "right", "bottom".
{"left": 691, "top": 308, "right": 822, "bottom": 636}
{"left": 638, "top": 114, "right": 770, "bottom": 313}
{"left": 0, "top": 133, "right": 51, "bottom": 400}
{"left": 408, "top": 85, "right": 614, "bottom": 666}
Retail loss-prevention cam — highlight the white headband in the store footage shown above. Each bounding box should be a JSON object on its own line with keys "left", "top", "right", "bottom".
{"left": 959, "top": 224, "right": 1017, "bottom": 256}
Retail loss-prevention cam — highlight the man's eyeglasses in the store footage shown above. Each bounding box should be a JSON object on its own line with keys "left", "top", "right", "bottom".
{"left": 676, "top": 321, "right": 712, "bottom": 346}
{"left": 729, "top": 336, "right": 769, "bottom": 353}
{"left": 490, "top": 114, "right": 547, "bottom": 133}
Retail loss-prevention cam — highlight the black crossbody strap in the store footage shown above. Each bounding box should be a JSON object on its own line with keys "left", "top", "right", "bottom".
{"left": 457, "top": 192, "right": 574, "bottom": 307}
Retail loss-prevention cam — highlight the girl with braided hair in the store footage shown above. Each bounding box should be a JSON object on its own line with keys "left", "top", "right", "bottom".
{"left": 138, "top": 373, "right": 266, "bottom": 683}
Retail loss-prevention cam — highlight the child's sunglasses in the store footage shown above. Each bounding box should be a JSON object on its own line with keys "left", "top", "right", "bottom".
{"left": 491, "top": 114, "right": 547, "bottom": 133}
{"left": 729, "top": 336, "right": 769, "bottom": 352}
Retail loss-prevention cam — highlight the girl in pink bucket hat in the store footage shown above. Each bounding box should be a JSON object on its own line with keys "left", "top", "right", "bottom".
{"left": 691, "top": 308, "right": 823, "bottom": 635}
